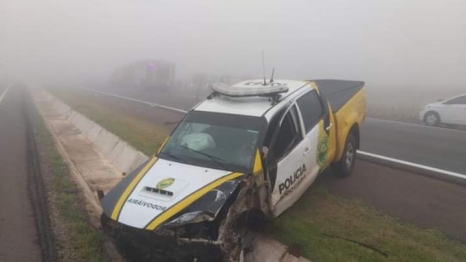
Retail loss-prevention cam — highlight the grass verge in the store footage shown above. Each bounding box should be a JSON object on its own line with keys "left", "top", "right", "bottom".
{"left": 32, "top": 97, "right": 106, "bottom": 262}
{"left": 47, "top": 88, "right": 466, "bottom": 262}
{"left": 48, "top": 88, "right": 170, "bottom": 155}
{"left": 268, "top": 187, "right": 466, "bottom": 262}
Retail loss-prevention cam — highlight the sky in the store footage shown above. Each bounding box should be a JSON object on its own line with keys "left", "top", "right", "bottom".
{"left": 1, "top": 0, "right": 466, "bottom": 89}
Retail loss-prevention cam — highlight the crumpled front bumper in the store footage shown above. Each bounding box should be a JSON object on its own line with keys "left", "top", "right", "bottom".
{"left": 101, "top": 212, "right": 224, "bottom": 262}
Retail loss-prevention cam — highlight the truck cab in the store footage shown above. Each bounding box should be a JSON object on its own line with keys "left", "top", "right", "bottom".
{"left": 157, "top": 79, "right": 366, "bottom": 217}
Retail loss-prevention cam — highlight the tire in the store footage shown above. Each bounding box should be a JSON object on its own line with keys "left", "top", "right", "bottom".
{"left": 332, "top": 133, "right": 357, "bottom": 177}
{"left": 424, "top": 111, "right": 440, "bottom": 126}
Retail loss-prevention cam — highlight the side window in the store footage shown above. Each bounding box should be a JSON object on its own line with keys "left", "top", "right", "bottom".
{"left": 445, "top": 95, "right": 466, "bottom": 105}
{"left": 272, "top": 106, "right": 302, "bottom": 161}
{"left": 296, "top": 90, "right": 323, "bottom": 133}
{"left": 263, "top": 108, "right": 286, "bottom": 149}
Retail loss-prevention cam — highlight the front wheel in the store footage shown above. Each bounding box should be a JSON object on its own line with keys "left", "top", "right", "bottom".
{"left": 332, "top": 133, "right": 357, "bottom": 177}
{"left": 424, "top": 111, "right": 440, "bottom": 126}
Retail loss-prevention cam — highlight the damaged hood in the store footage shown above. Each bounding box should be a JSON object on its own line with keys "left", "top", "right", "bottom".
{"left": 101, "top": 157, "right": 243, "bottom": 230}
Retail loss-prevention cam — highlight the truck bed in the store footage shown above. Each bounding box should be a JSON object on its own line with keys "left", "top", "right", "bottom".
{"left": 313, "top": 80, "right": 364, "bottom": 113}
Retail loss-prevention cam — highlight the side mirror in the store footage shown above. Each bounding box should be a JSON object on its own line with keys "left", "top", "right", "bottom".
{"left": 261, "top": 146, "right": 269, "bottom": 158}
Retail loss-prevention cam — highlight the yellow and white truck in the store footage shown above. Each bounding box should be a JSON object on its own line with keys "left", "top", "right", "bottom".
{"left": 100, "top": 79, "right": 366, "bottom": 261}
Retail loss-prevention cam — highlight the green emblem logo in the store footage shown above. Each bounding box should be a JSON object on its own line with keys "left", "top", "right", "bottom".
{"left": 317, "top": 135, "right": 329, "bottom": 168}
{"left": 156, "top": 178, "right": 175, "bottom": 190}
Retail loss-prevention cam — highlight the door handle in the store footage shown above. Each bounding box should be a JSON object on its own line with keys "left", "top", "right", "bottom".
{"left": 325, "top": 123, "right": 333, "bottom": 131}
{"left": 303, "top": 147, "right": 310, "bottom": 155}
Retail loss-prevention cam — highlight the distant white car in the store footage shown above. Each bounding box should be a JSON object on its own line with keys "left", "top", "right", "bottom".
{"left": 420, "top": 94, "right": 466, "bottom": 126}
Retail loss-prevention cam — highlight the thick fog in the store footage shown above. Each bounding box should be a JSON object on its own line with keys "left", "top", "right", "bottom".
{"left": 1, "top": 0, "right": 466, "bottom": 89}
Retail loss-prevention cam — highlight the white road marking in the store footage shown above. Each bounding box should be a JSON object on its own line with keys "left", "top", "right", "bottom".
{"left": 358, "top": 151, "right": 466, "bottom": 180}
{"left": 0, "top": 84, "right": 11, "bottom": 105}
{"left": 83, "top": 88, "right": 466, "bottom": 180}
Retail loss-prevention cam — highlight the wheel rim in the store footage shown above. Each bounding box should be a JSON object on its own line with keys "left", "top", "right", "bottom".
{"left": 426, "top": 114, "right": 438, "bottom": 125}
{"left": 346, "top": 143, "right": 354, "bottom": 169}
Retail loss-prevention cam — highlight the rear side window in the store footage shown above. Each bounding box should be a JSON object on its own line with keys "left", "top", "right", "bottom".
{"left": 445, "top": 95, "right": 466, "bottom": 105}
{"left": 296, "top": 90, "right": 323, "bottom": 133}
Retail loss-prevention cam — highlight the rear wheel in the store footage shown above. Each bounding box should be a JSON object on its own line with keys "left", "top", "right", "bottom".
{"left": 332, "top": 133, "right": 357, "bottom": 177}
{"left": 424, "top": 111, "right": 440, "bottom": 126}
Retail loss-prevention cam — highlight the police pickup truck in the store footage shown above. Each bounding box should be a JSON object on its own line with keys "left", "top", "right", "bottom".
{"left": 100, "top": 79, "right": 366, "bottom": 261}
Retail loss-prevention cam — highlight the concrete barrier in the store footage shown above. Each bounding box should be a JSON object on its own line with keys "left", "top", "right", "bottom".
{"left": 43, "top": 90, "right": 149, "bottom": 175}
{"left": 112, "top": 143, "right": 148, "bottom": 174}
{"left": 85, "top": 124, "right": 104, "bottom": 143}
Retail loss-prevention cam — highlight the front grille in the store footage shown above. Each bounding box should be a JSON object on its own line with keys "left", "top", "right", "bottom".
{"left": 144, "top": 186, "right": 174, "bottom": 197}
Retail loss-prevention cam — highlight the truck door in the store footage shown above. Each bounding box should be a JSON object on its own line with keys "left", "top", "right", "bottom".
{"left": 298, "top": 88, "right": 337, "bottom": 170}
{"left": 267, "top": 103, "right": 314, "bottom": 217}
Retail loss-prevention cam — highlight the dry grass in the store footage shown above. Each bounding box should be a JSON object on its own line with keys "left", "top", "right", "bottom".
{"left": 48, "top": 88, "right": 171, "bottom": 155}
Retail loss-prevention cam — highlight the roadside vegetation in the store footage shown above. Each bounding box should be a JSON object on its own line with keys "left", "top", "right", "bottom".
{"left": 47, "top": 87, "right": 466, "bottom": 262}
{"left": 47, "top": 88, "right": 170, "bottom": 155}
{"left": 269, "top": 188, "right": 466, "bottom": 262}
{"left": 32, "top": 100, "right": 106, "bottom": 262}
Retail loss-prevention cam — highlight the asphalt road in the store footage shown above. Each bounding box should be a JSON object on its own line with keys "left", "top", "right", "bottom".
{"left": 362, "top": 118, "right": 466, "bottom": 174}
{"left": 0, "top": 85, "right": 42, "bottom": 261}
{"left": 87, "top": 89, "right": 466, "bottom": 242}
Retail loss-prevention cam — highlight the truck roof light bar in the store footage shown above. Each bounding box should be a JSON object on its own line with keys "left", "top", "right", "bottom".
{"left": 210, "top": 82, "right": 289, "bottom": 98}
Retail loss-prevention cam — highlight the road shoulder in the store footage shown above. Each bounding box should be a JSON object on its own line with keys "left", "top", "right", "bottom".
{"left": 31, "top": 89, "right": 122, "bottom": 262}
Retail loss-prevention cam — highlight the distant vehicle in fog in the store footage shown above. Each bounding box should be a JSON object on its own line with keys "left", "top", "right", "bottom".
{"left": 420, "top": 94, "right": 466, "bottom": 127}
{"left": 110, "top": 60, "right": 176, "bottom": 91}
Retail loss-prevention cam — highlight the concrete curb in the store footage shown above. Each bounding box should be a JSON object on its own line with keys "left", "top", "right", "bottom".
{"left": 41, "top": 91, "right": 149, "bottom": 175}
{"left": 33, "top": 90, "right": 126, "bottom": 262}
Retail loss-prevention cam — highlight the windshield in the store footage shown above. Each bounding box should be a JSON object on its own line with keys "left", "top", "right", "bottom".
{"left": 159, "top": 111, "right": 266, "bottom": 172}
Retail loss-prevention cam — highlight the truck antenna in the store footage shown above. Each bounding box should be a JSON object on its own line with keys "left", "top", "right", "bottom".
{"left": 270, "top": 67, "right": 275, "bottom": 83}
{"left": 262, "top": 51, "right": 267, "bottom": 85}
